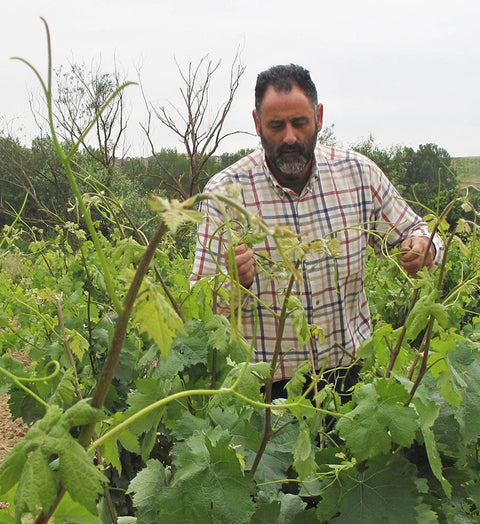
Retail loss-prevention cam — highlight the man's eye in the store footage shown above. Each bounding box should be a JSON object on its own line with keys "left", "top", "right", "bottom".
{"left": 292, "top": 119, "right": 307, "bottom": 128}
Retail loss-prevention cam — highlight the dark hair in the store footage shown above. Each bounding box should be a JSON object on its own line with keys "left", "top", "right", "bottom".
{"left": 254, "top": 64, "right": 318, "bottom": 113}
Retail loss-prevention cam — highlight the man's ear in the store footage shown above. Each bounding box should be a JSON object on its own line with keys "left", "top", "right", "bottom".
{"left": 252, "top": 109, "right": 261, "bottom": 136}
{"left": 317, "top": 103, "right": 324, "bottom": 131}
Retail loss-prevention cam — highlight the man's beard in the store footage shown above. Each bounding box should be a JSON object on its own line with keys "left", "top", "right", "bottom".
{"left": 261, "top": 129, "right": 317, "bottom": 177}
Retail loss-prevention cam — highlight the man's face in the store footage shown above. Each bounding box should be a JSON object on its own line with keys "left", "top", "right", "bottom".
{"left": 253, "top": 85, "right": 323, "bottom": 183}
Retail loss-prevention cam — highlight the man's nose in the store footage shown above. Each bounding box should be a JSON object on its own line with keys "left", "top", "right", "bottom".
{"left": 283, "top": 124, "right": 297, "bottom": 145}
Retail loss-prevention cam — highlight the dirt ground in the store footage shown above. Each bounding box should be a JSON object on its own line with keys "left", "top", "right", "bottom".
{"left": 0, "top": 393, "right": 28, "bottom": 509}
{"left": 0, "top": 393, "right": 28, "bottom": 464}
{"left": 0, "top": 350, "right": 30, "bottom": 510}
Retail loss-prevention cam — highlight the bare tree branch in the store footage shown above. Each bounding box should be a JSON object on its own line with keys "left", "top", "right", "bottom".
{"left": 51, "top": 57, "right": 130, "bottom": 169}
{"left": 140, "top": 51, "right": 246, "bottom": 198}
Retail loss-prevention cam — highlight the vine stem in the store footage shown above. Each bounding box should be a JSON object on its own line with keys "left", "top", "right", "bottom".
{"left": 55, "top": 295, "right": 83, "bottom": 400}
{"left": 250, "top": 267, "right": 298, "bottom": 476}
{"left": 0, "top": 368, "right": 51, "bottom": 408}
{"left": 80, "top": 222, "right": 169, "bottom": 441}
{"left": 386, "top": 200, "right": 456, "bottom": 377}
{"left": 89, "top": 386, "right": 345, "bottom": 454}
{"left": 406, "top": 227, "right": 456, "bottom": 404}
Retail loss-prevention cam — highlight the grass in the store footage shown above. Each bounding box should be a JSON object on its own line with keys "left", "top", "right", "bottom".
{"left": 452, "top": 157, "right": 480, "bottom": 187}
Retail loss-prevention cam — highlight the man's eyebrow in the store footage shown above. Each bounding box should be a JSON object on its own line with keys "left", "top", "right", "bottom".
{"left": 291, "top": 116, "right": 309, "bottom": 123}
{"left": 267, "top": 118, "right": 285, "bottom": 126}
{"left": 267, "top": 116, "right": 309, "bottom": 125}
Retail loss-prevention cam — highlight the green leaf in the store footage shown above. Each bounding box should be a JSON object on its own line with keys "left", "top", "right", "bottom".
{"left": 406, "top": 289, "right": 448, "bottom": 341}
{"left": 253, "top": 421, "right": 299, "bottom": 487}
{"left": 65, "top": 327, "right": 89, "bottom": 359}
{"left": 0, "top": 404, "right": 106, "bottom": 521}
{"left": 170, "top": 410, "right": 211, "bottom": 440}
{"left": 207, "top": 405, "right": 262, "bottom": 457}
{"left": 449, "top": 343, "right": 480, "bottom": 444}
{"left": 287, "top": 295, "right": 311, "bottom": 346}
{"left": 127, "top": 459, "right": 170, "bottom": 524}
{"left": 428, "top": 333, "right": 464, "bottom": 406}
{"left": 53, "top": 491, "right": 104, "bottom": 524}
{"left": 101, "top": 434, "right": 122, "bottom": 474}
{"left": 50, "top": 368, "right": 77, "bottom": 406}
{"left": 206, "top": 314, "right": 249, "bottom": 364}
{"left": 337, "top": 379, "right": 418, "bottom": 460}
{"left": 149, "top": 195, "right": 203, "bottom": 233}
{"left": 156, "top": 319, "right": 210, "bottom": 378}
{"left": 0, "top": 440, "right": 27, "bottom": 493}
{"left": 133, "top": 278, "right": 184, "bottom": 361}
{"left": 155, "top": 433, "right": 255, "bottom": 524}
{"left": 415, "top": 503, "right": 439, "bottom": 524}
{"left": 414, "top": 395, "right": 452, "bottom": 498}
{"left": 316, "top": 455, "right": 419, "bottom": 523}
{"left": 112, "top": 379, "right": 170, "bottom": 459}
{"left": 58, "top": 440, "right": 106, "bottom": 514}
{"left": 278, "top": 493, "right": 311, "bottom": 523}
{"left": 62, "top": 398, "right": 105, "bottom": 428}
{"left": 250, "top": 500, "right": 281, "bottom": 523}
{"left": 285, "top": 360, "right": 311, "bottom": 399}
{"left": 293, "top": 424, "right": 316, "bottom": 480}
{"left": 218, "top": 361, "right": 270, "bottom": 407}
{"left": 14, "top": 448, "right": 58, "bottom": 518}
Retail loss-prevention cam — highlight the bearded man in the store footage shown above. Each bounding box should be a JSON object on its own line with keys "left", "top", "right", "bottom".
{"left": 191, "top": 64, "right": 443, "bottom": 396}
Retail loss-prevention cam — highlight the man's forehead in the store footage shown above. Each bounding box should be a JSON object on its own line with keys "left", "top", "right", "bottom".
{"left": 259, "top": 85, "right": 314, "bottom": 115}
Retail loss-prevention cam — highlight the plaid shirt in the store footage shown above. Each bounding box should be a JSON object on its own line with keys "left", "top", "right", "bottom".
{"left": 191, "top": 144, "right": 444, "bottom": 380}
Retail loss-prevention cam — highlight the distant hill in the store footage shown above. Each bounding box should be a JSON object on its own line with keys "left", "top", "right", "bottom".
{"left": 452, "top": 156, "right": 480, "bottom": 187}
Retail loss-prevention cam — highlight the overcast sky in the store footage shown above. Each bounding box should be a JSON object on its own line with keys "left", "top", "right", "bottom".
{"left": 1, "top": 0, "right": 479, "bottom": 158}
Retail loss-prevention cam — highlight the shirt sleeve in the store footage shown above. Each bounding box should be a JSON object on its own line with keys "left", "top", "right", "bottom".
{"left": 367, "top": 158, "right": 445, "bottom": 270}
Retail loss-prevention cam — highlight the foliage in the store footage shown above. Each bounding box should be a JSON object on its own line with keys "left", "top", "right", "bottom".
{"left": 1, "top": 202, "right": 480, "bottom": 523}
{"left": 454, "top": 156, "right": 480, "bottom": 187}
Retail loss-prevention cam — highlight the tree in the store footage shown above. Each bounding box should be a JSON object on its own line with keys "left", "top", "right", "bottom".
{"left": 402, "top": 143, "right": 458, "bottom": 215}
{"left": 141, "top": 53, "right": 247, "bottom": 199}
{"left": 51, "top": 59, "right": 130, "bottom": 170}
{"left": 0, "top": 134, "right": 75, "bottom": 230}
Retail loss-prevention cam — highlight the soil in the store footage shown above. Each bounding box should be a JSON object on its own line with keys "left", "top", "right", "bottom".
{"left": 0, "top": 351, "right": 30, "bottom": 510}
{"left": 0, "top": 393, "right": 28, "bottom": 465}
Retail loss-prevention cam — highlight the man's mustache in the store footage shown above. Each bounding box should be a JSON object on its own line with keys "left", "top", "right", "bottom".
{"left": 277, "top": 144, "right": 304, "bottom": 155}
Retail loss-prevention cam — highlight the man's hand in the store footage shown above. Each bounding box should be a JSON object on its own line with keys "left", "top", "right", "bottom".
{"left": 400, "top": 236, "right": 435, "bottom": 276}
{"left": 226, "top": 243, "right": 255, "bottom": 288}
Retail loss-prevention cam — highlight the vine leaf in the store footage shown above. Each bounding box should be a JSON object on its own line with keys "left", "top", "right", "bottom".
{"left": 448, "top": 343, "right": 480, "bottom": 444}
{"left": 219, "top": 361, "right": 271, "bottom": 406}
{"left": 337, "top": 379, "right": 418, "bottom": 461}
{"left": 427, "top": 333, "right": 464, "bottom": 406}
{"left": 405, "top": 288, "right": 449, "bottom": 341}
{"left": 149, "top": 195, "right": 203, "bottom": 233}
{"left": 316, "top": 455, "right": 419, "bottom": 523}
{"left": 293, "top": 422, "right": 317, "bottom": 480}
{"left": 288, "top": 296, "right": 310, "bottom": 346}
{"left": 133, "top": 276, "right": 185, "bottom": 361}
{"left": 127, "top": 459, "right": 170, "bottom": 524}
{"left": 0, "top": 402, "right": 106, "bottom": 520}
{"left": 413, "top": 395, "right": 452, "bottom": 498}
{"left": 152, "top": 432, "right": 255, "bottom": 524}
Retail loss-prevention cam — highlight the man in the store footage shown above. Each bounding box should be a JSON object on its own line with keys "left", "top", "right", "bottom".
{"left": 191, "top": 64, "right": 443, "bottom": 390}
